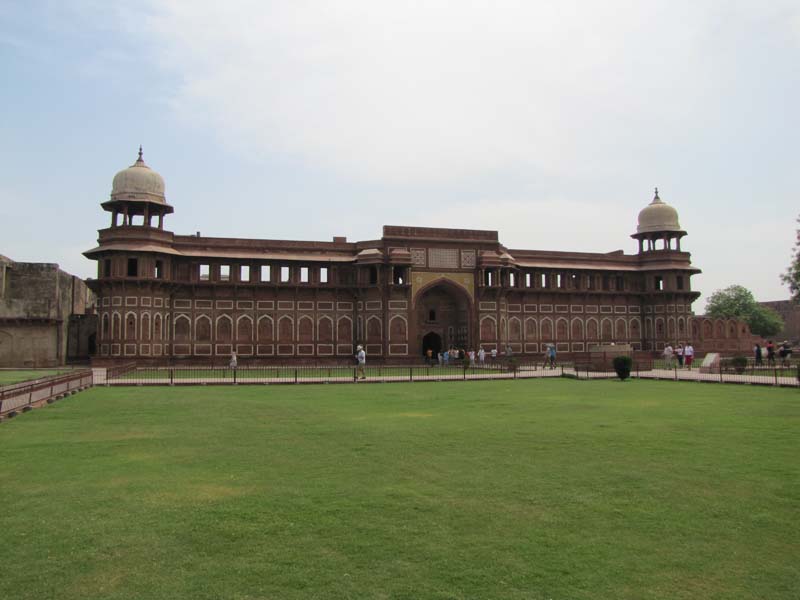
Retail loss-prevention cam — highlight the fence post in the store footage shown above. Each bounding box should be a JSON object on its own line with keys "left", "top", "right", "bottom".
{"left": 410, "top": 367, "right": 412, "bottom": 382}
{"left": 233, "top": 368, "right": 237, "bottom": 385}
{"left": 294, "top": 368, "right": 298, "bottom": 384}
{"left": 170, "top": 368, "right": 174, "bottom": 386}
{"left": 774, "top": 368, "right": 778, "bottom": 387}
{"left": 353, "top": 368, "right": 357, "bottom": 383}
{"left": 674, "top": 365, "right": 678, "bottom": 381}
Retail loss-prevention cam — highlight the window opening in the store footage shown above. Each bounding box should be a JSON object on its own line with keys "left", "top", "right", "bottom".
{"left": 199, "top": 264, "right": 210, "bottom": 281}
{"left": 155, "top": 260, "right": 163, "bottom": 279}
{"left": 127, "top": 258, "right": 138, "bottom": 277}
{"left": 220, "top": 265, "right": 230, "bottom": 281}
{"left": 300, "top": 267, "right": 309, "bottom": 283}
{"left": 320, "top": 267, "right": 328, "bottom": 283}
{"left": 281, "top": 266, "right": 290, "bottom": 282}
{"left": 261, "top": 265, "right": 271, "bottom": 282}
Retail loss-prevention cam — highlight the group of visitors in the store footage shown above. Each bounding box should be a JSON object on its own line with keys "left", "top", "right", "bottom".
{"left": 662, "top": 343, "right": 695, "bottom": 368}
{"left": 754, "top": 340, "right": 793, "bottom": 367}
{"left": 425, "top": 346, "right": 491, "bottom": 367}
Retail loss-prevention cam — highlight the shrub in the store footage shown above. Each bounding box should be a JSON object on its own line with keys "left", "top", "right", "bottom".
{"left": 612, "top": 356, "right": 632, "bottom": 381}
{"left": 729, "top": 355, "right": 748, "bottom": 374}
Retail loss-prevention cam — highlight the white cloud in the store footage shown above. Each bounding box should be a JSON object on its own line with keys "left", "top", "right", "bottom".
{"left": 122, "top": 0, "right": 782, "bottom": 184}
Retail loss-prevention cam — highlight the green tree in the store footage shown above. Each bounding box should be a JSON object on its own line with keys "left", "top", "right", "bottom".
{"left": 705, "top": 285, "right": 784, "bottom": 337}
{"left": 781, "top": 215, "right": 800, "bottom": 302}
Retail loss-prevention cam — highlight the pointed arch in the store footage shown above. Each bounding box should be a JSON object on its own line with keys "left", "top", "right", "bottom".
{"left": 556, "top": 317, "right": 569, "bottom": 341}
{"left": 101, "top": 313, "right": 109, "bottom": 341}
{"left": 153, "top": 313, "right": 162, "bottom": 342}
{"left": 615, "top": 317, "right": 627, "bottom": 340}
{"left": 337, "top": 315, "right": 353, "bottom": 343}
{"left": 508, "top": 316, "right": 522, "bottom": 342}
{"left": 524, "top": 317, "right": 538, "bottom": 341}
{"left": 174, "top": 314, "right": 191, "bottom": 342}
{"left": 366, "top": 316, "right": 382, "bottom": 342}
{"left": 257, "top": 315, "right": 274, "bottom": 342}
{"left": 278, "top": 315, "right": 294, "bottom": 342}
{"left": 540, "top": 317, "right": 553, "bottom": 341}
{"left": 237, "top": 315, "right": 253, "bottom": 343}
{"left": 216, "top": 315, "right": 233, "bottom": 343}
{"left": 298, "top": 315, "right": 314, "bottom": 343}
{"left": 141, "top": 312, "right": 151, "bottom": 341}
{"left": 480, "top": 315, "right": 497, "bottom": 341}
{"left": 124, "top": 311, "right": 137, "bottom": 341}
{"left": 601, "top": 317, "right": 613, "bottom": 341}
{"left": 570, "top": 318, "right": 584, "bottom": 341}
{"left": 318, "top": 315, "right": 334, "bottom": 343}
{"left": 586, "top": 317, "right": 599, "bottom": 341}
{"left": 629, "top": 317, "right": 641, "bottom": 340}
{"left": 195, "top": 315, "right": 212, "bottom": 342}
{"left": 389, "top": 315, "right": 408, "bottom": 342}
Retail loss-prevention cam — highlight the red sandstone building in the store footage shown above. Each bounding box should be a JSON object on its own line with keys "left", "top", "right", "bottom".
{"left": 85, "top": 150, "right": 753, "bottom": 363}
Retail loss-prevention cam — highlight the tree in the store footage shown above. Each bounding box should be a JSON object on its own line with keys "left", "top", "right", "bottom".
{"left": 781, "top": 215, "right": 800, "bottom": 302}
{"left": 705, "top": 285, "right": 784, "bottom": 337}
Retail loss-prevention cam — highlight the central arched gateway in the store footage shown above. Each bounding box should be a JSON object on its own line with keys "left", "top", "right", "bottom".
{"left": 414, "top": 281, "right": 471, "bottom": 355}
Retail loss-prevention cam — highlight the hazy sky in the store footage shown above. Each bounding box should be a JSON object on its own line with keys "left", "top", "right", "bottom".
{"left": 1, "top": 1, "right": 797, "bottom": 309}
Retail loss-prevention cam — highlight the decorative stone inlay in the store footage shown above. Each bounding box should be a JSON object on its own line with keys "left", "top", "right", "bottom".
{"left": 410, "top": 248, "right": 427, "bottom": 267}
{"left": 461, "top": 250, "right": 476, "bottom": 268}
{"left": 428, "top": 248, "right": 459, "bottom": 269}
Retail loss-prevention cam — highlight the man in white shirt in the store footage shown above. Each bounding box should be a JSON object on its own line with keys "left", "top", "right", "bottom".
{"left": 355, "top": 345, "right": 366, "bottom": 379}
{"left": 663, "top": 344, "right": 674, "bottom": 369}
{"left": 684, "top": 344, "right": 694, "bottom": 369}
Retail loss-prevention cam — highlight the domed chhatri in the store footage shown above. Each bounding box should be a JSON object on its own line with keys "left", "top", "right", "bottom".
{"left": 636, "top": 187, "right": 681, "bottom": 234}
{"left": 110, "top": 146, "right": 166, "bottom": 204}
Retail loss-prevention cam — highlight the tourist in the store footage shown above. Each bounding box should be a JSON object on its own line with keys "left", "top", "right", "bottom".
{"left": 766, "top": 340, "right": 776, "bottom": 366}
{"left": 779, "top": 341, "right": 792, "bottom": 367}
{"left": 478, "top": 346, "right": 485, "bottom": 366}
{"left": 438, "top": 351, "right": 443, "bottom": 366}
{"left": 443, "top": 349, "right": 450, "bottom": 366}
{"left": 663, "top": 344, "right": 674, "bottom": 369}
{"left": 355, "top": 344, "right": 366, "bottom": 380}
{"left": 469, "top": 349, "right": 475, "bottom": 367}
{"left": 548, "top": 344, "right": 557, "bottom": 369}
{"left": 754, "top": 343, "right": 763, "bottom": 367}
{"left": 676, "top": 344, "right": 684, "bottom": 367}
{"left": 684, "top": 343, "right": 694, "bottom": 369}
{"left": 425, "top": 348, "right": 433, "bottom": 366}
{"left": 491, "top": 347, "right": 497, "bottom": 363}
{"left": 229, "top": 351, "right": 238, "bottom": 375}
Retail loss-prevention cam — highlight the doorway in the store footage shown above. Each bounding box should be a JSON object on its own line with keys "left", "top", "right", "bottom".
{"left": 422, "top": 331, "right": 442, "bottom": 357}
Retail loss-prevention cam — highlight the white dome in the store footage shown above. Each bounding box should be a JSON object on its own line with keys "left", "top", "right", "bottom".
{"left": 636, "top": 188, "right": 681, "bottom": 234}
{"left": 110, "top": 147, "right": 166, "bottom": 204}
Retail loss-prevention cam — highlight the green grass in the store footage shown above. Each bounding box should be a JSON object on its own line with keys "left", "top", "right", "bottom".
{"left": 1, "top": 380, "right": 798, "bottom": 600}
{"left": 0, "top": 369, "right": 73, "bottom": 385}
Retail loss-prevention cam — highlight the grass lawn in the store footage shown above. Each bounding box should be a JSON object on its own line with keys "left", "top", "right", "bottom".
{"left": 1, "top": 379, "right": 798, "bottom": 600}
{"left": 0, "top": 369, "right": 74, "bottom": 386}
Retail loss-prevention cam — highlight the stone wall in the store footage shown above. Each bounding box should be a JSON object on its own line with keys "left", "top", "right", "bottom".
{"left": 0, "top": 258, "right": 95, "bottom": 367}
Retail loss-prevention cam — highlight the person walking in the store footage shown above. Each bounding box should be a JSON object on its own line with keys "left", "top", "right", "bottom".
{"left": 754, "top": 343, "right": 763, "bottom": 367}
{"left": 425, "top": 347, "right": 433, "bottom": 366}
{"left": 684, "top": 343, "right": 694, "bottom": 369}
{"left": 663, "top": 344, "right": 674, "bottom": 369}
{"left": 355, "top": 345, "right": 366, "bottom": 380}
{"left": 676, "top": 344, "right": 684, "bottom": 367}
{"left": 548, "top": 344, "right": 557, "bottom": 369}
{"left": 478, "top": 347, "right": 485, "bottom": 366}
{"left": 229, "top": 351, "right": 238, "bottom": 377}
{"left": 469, "top": 349, "right": 475, "bottom": 367}
{"left": 766, "top": 340, "right": 776, "bottom": 366}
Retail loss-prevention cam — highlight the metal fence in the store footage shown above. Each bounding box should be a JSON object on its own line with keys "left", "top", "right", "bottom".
{"left": 0, "top": 370, "right": 94, "bottom": 418}
{"left": 105, "top": 362, "right": 565, "bottom": 385}
{"left": 570, "top": 361, "right": 800, "bottom": 387}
